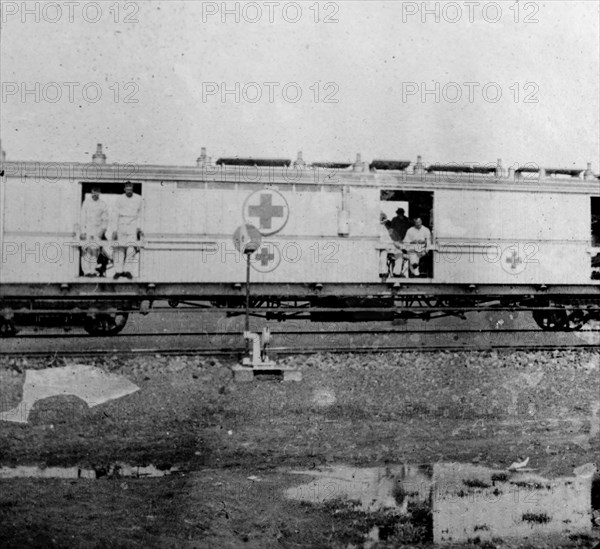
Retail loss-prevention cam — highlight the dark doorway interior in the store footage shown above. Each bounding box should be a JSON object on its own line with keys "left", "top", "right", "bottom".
{"left": 81, "top": 182, "right": 142, "bottom": 201}
{"left": 380, "top": 190, "right": 434, "bottom": 278}
{"left": 380, "top": 190, "right": 434, "bottom": 231}
{"left": 591, "top": 197, "right": 600, "bottom": 279}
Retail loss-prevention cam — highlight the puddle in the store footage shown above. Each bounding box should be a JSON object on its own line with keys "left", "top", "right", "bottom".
{"left": 432, "top": 463, "right": 592, "bottom": 543}
{"left": 286, "top": 462, "right": 598, "bottom": 544}
{"left": 0, "top": 365, "right": 140, "bottom": 423}
{"left": 0, "top": 463, "right": 179, "bottom": 480}
{"left": 286, "top": 464, "right": 430, "bottom": 512}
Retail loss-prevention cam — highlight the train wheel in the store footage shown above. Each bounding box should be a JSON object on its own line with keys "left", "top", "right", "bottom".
{"left": 532, "top": 308, "right": 585, "bottom": 331}
{"left": 0, "top": 319, "right": 17, "bottom": 337}
{"left": 83, "top": 313, "right": 129, "bottom": 336}
{"left": 563, "top": 309, "right": 586, "bottom": 330}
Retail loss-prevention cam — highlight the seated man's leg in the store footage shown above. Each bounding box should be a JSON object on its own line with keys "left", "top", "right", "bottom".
{"left": 81, "top": 242, "right": 98, "bottom": 275}
{"left": 393, "top": 252, "right": 408, "bottom": 277}
{"left": 419, "top": 251, "right": 432, "bottom": 278}
{"left": 113, "top": 245, "right": 125, "bottom": 276}
{"left": 115, "top": 232, "right": 137, "bottom": 277}
{"left": 81, "top": 243, "right": 90, "bottom": 275}
{"left": 387, "top": 253, "right": 395, "bottom": 277}
{"left": 407, "top": 251, "right": 420, "bottom": 277}
{"left": 96, "top": 246, "right": 109, "bottom": 276}
{"left": 122, "top": 235, "right": 140, "bottom": 278}
{"left": 401, "top": 252, "right": 409, "bottom": 277}
{"left": 123, "top": 245, "right": 136, "bottom": 278}
{"left": 380, "top": 250, "right": 391, "bottom": 277}
{"left": 391, "top": 252, "right": 404, "bottom": 277}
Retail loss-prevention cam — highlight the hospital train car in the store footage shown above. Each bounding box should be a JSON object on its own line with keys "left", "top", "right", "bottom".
{"left": 1, "top": 143, "right": 600, "bottom": 336}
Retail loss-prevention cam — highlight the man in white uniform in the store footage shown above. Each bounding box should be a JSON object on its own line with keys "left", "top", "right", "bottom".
{"left": 403, "top": 217, "right": 432, "bottom": 277}
{"left": 80, "top": 186, "right": 109, "bottom": 276}
{"left": 112, "top": 181, "right": 143, "bottom": 279}
{"left": 379, "top": 213, "right": 405, "bottom": 277}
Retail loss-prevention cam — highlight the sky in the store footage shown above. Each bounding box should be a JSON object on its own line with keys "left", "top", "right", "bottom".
{"left": 0, "top": 0, "right": 599, "bottom": 172}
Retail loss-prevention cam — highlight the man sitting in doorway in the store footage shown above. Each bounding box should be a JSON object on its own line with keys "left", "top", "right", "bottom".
{"left": 80, "top": 186, "right": 109, "bottom": 277}
{"left": 112, "top": 181, "right": 143, "bottom": 280}
{"left": 403, "top": 217, "right": 432, "bottom": 277}
{"left": 379, "top": 212, "right": 405, "bottom": 276}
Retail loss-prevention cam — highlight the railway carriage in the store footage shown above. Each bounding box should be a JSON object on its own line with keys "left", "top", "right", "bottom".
{"left": 1, "top": 143, "right": 599, "bottom": 335}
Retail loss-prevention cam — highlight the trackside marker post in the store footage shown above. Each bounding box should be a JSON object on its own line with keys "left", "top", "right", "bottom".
{"left": 233, "top": 224, "right": 261, "bottom": 345}
{"left": 231, "top": 224, "right": 301, "bottom": 382}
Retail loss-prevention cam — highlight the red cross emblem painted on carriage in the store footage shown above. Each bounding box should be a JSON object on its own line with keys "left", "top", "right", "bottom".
{"left": 500, "top": 245, "right": 526, "bottom": 275}
{"left": 243, "top": 189, "right": 290, "bottom": 236}
{"left": 250, "top": 242, "right": 282, "bottom": 273}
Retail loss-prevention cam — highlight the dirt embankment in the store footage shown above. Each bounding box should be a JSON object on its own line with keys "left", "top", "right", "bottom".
{"left": 0, "top": 351, "right": 598, "bottom": 548}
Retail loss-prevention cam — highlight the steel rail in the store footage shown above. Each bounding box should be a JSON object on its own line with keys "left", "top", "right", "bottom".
{"left": 1, "top": 342, "right": 599, "bottom": 359}
{"left": 7, "top": 327, "right": 600, "bottom": 339}
{"left": 4, "top": 305, "right": 600, "bottom": 315}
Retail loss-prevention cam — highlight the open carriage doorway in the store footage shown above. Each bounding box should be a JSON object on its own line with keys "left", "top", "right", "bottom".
{"left": 591, "top": 197, "right": 600, "bottom": 280}
{"left": 79, "top": 182, "right": 143, "bottom": 279}
{"left": 380, "top": 190, "right": 434, "bottom": 278}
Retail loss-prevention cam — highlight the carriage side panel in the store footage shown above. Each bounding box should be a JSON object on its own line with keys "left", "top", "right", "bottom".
{"left": 433, "top": 189, "right": 590, "bottom": 284}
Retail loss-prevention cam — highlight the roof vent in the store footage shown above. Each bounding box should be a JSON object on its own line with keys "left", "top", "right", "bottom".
{"left": 414, "top": 155, "right": 425, "bottom": 175}
{"left": 517, "top": 167, "right": 585, "bottom": 179}
{"left": 215, "top": 157, "right": 291, "bottom": 167}
{"left": 544, "top": 168, "right": 583, "bottom": 178}
{"left": 196, "top": 147, "right": 208, "bottom": 167}
{"left": 369, "top": 160, "right": 411, "bottom": 171}
{"left": 427, "top": 164, "right": 496, "bottom": 175}
{"left": 311, "top": 161, "right": 353, "bottom": 170}
{"left": 353, "top": 153, "right": 366, "bottom": 172}
{"left": 584, "top": 162, "right": 595, "bottom": 180}
{"left": 293, "top": 151, "right": 306, "bottom": 168}
{"left": 92, "top": 143, "right": 106, "bottom": 164}
{"left": 495, "top": 158, "right": 505, "bottom": 177}
{"left": 515, "top": 166, "right": 540, "bottom": 178}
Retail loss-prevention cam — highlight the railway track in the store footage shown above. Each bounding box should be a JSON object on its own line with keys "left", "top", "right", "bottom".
{"left": 7, "top": 327, "right": 600, "bottom": 338}
{"left": 1, "top": 345, "right": 599, "bottom": 359}
{"left": 1, "top": 326, "right": 599, "bottom": 357}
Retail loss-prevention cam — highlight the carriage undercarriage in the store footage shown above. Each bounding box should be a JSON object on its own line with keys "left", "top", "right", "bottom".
{"left": 2, "top": 282, "right": 600, "bottom": 336}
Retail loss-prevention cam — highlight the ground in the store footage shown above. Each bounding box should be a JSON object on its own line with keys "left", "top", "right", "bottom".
{"left": 0, "top": 350, "right": 599, "bottom": 548}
